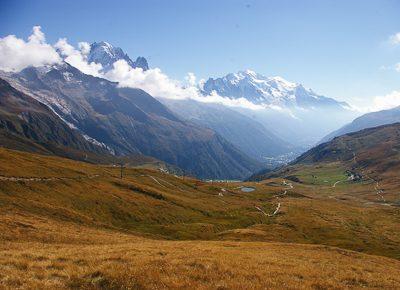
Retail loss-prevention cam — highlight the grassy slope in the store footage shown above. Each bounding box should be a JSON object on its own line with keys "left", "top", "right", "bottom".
{"left": 3, "top": 238, "right": 400, "bottom": 289}
{"left": 1, "top": 148, "right": 400, "bottom": 289}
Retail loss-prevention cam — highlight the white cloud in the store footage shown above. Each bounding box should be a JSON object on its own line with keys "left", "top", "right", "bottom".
{"left": 0, "top": 26, "right": 61, "bottom": 72}
{"left": 371, "top": 90, "right": 400, "bottom": 111}
{"left": 184, "top": 72, "right": 196, "bottom": 87}
{"left": 0, "top": 27, "right": 264, "bottom": 110}
{"left": 78, "top": 42, "right": 91, "bottom": 55}
{"left": 28, "top": 26, "right": 46, "bottom": 43}
{"left": 389, "top": 32, "right": 400, "bottom": 45}
{"left": 54, "top": 38, "right": 103, "bottom": 77}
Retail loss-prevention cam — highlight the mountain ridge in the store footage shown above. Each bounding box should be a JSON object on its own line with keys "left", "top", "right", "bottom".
{"left": 0, "top": 63, "right": 261, "bottom": 179}
{"left": 88, "top": 41, "right": 149, "bottom": 71}
{"left": 295, "top": 122, "right": 400, "bottom": 172}
{"left": 321, "top": 105, "right": 400, "bottom": 143}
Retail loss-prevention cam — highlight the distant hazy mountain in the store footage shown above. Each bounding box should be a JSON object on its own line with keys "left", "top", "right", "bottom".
{"left": 160, "top": 98, "right": 294, "bottom": 161}
{"left": 88, "top": 41, "right": 149, "bottom": 71}
{"left": 0, "top": 63, "right": 260, "bottom": 179}
{"left": 0, "top": 78, "right": 110, "bottom": 161}
{"left": 203, "top": 70, "right": 349, "bottom": 109}
{"left": 200, "top": 70, "right": 357, "bottom": 147}
{"left": 321, "top": 106, "right": 400, "bottom": 143}
{"left": 295, "top": 122, "right": 400, "bottom": 173}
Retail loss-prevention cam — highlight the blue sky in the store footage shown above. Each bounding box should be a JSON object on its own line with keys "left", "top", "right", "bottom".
{"left": 0, "top": 0, "right": 399, "bottom": 104}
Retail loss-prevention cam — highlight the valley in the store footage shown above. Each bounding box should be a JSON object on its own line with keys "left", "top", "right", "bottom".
{"left": 1, "top": 146, "right": 399, "bottom": 288}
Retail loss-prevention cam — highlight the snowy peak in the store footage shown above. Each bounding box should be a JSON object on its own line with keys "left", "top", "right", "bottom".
{"left": 202, "top": 70, "right": 348, "bottom": 109}
{"left": 267, "top": 76, "right": 298, "bottom": 90}
{"left": 133, "top": 56, "right": 149, "bottom": 71}
{"left": 88, "top": 41, "right": 149, "bottom": 72}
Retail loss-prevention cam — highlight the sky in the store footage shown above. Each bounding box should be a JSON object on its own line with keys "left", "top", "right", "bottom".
{"left": 0, "top": 0, "right": 399, "bottom": 106}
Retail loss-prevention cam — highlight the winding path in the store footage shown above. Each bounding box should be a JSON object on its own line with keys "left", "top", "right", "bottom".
{"left": 256, "top": 180, "right": 293, "bottom": 218}
{"left": 351, "top": 151, "right": 388, "bottom": 204}
{"left": 332, "top": 180, "right": 343, "bottom": 188}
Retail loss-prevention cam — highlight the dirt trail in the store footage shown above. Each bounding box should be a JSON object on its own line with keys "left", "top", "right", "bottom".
{"left": 352, "top": 152, "right": 388, "bottom": 204}
{"left": 256, "top": 180, "right": 293, "bottom": 218}
{"left": 271, "top": 203, "right": 281, "bottom": 216}
{"left": 146, "top": 175, "right": 166, "bottom": 187}
{"left": 0, "top": 174, "right": 100, "bottom": 182}
{"left": 141, "top": 175, "right": 184, "bottom": 191}
{"left": 254, "top": 206, "right": 268, "bottom": 216}
{"left": 273, "top": 190, "right": 287, "bottom": 198}
{"left": 332, "top": 180, "right": 343, "bottom": 188}
{"left": 283, "top": 181, "right": 293, "bottom": 188}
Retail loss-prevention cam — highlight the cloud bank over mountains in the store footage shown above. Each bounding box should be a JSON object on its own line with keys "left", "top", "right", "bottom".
{"left": 0, "top": 26, "right": 399, "bottom": 112}
{"left": 0, "top": 26, "right": 263, "bottom": 111}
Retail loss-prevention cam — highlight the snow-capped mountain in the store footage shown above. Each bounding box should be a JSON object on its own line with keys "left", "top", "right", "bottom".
{"left": 202, "top": 70, "right": 349, "bottom": 109}
{"left": 88, "top": 41, "right": 149, "bottom": 72}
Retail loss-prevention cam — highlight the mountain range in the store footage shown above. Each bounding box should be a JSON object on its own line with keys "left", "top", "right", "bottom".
{"left": 0, "top": 63, "right": 261, "bottom": 179}
{"left": 198, "top": 70, "right": 359, "bottom": 147}
{"left": 321, "top": 105, "right": 400, "bottom": 143}
{"left": 202, "top": 70, "right": 349, "bottom": 109}
{"left": 3, "top": 39, "right": 399, "bottom": 180}
{"left": 73, "top": 42, "right": 360, "bottom": 149}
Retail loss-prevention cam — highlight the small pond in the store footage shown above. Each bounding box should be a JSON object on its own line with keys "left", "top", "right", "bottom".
{"left": 241, "top": 186, "right": 255, "bottom": 192}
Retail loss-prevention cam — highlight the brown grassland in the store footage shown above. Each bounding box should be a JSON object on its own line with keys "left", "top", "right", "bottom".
{"left": 0, "top": 148, "right": 399, "bottom": 289}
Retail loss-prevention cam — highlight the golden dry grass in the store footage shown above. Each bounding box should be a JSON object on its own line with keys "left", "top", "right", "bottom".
{"left": 2, "top": 230, "right": 400, "bottom": 289}
{"left": 1, "top": 147, "right": 400, "bottom": 289}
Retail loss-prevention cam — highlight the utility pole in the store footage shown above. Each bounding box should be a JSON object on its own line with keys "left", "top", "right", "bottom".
{"left": 119, "top": 163, "right": 124, "bottom": 179}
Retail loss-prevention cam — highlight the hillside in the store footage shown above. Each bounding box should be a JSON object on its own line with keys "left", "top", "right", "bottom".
{"left": 296, "top": 122, "right": 400, "bottom": 175}
{"left": 322, "top": 105, "right": 400, "bottom": 142}
{"left": 1, "top": 147, "right": 400, "bottom": 288}
{"left": 0, "top": 78, "right": 111, "bottom": 162}
{"left": 251, "top": 122, "right": 400, "bottom": 180}
{"left": 0, "top": 65, "right": 261, "bottom": 179}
